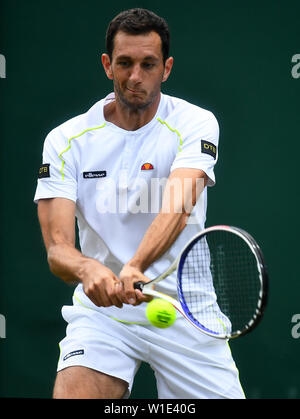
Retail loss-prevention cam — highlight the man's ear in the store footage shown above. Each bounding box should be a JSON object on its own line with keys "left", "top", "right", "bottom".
{"left": 101, "top": 53, "right": 113, "bottom": 80}
{"left": 162, "top": 56, "right": 174, "bottom": 82}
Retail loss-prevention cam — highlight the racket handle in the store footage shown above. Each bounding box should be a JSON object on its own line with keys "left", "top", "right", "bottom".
{"left": 133, "top": 281, "right": 145, "bottom": 291}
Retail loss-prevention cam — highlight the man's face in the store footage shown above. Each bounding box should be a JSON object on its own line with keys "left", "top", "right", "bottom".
{"left": 102, "top": 31, "right": 173, "bottom": 111}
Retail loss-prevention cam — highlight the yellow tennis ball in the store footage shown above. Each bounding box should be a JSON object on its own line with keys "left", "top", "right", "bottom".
{"left": 146, "top": 298, "right": 176, "bottom": 328}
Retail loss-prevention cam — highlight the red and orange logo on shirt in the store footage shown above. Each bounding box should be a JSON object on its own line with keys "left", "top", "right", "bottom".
{"left": 141, "top": 163, "right": 154, "bottom": 170}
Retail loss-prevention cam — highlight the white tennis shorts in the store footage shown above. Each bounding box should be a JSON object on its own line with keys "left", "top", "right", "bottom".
{"left": 57, "top": 302, "right": 245, "bottom": 399}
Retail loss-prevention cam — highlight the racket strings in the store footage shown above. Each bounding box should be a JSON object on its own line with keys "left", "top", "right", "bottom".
{"left": 178, "top": 231, "right": 261, "bottom": 336}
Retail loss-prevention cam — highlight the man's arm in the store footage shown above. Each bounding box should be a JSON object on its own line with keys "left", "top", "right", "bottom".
{"left": 37, "top": 197, "right": 127, "bottom": 307}
{"left": 120, "top": 168, "right": 207, "bottom": 304}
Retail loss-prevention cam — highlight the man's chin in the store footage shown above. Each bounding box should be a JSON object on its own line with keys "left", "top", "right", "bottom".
{"left": 120, "top": 95, "right": 151, "bottom": 111}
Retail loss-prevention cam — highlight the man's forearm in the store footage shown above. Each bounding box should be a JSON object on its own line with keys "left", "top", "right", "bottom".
{"left": 127, "top": 169, "right": 207, "bottom": 274}
{"left": 47, "top": 242, "right": 127, "bottom": 307}
{"left": 128, "top": 210, "right": 188, "bottom": 273}
{"left": 47, "top": 243, "right": 90, "bottom": 284}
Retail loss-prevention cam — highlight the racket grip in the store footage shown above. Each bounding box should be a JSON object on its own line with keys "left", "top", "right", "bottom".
{"left": 133, "top": 281, "right": 145, "bottom": 291}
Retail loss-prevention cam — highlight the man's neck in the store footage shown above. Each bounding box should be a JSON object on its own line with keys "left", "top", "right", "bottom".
{"left": 104, "top": 93, "right": 161, "bottom": 131}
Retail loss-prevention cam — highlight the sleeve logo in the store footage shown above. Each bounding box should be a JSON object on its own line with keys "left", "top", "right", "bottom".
{"left": 201, "top": 140, "right": 217, "bottom": 159}
{"left": 38, "top": 163, "right": 50, "bottom": 179}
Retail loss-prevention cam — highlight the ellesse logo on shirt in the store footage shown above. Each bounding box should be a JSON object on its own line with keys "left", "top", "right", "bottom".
{"left": 141, "top": 163, "right": 154, "bottom": 170}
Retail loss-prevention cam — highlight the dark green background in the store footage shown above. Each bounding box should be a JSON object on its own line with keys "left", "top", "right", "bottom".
{"left": 0, "top": 0, "right": 299, "bottom": 398}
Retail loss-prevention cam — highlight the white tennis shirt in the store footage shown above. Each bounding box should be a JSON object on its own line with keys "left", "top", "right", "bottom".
{"left": 34, "top": 92, "right": 219, "bottom": 324}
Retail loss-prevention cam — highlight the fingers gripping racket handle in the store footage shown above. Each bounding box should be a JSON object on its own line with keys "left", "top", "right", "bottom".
{"left": 133, "top": 281, "right": 145, "bottom": 291}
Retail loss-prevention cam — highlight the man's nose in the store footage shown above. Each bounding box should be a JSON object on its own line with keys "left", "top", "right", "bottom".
{"left": 128, "top": 64, "right": 142, "bottom": 83}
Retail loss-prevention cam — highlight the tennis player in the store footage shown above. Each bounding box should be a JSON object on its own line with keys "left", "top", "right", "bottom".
{"left": 34, "top": 8, "right": 245, "bottom": 399}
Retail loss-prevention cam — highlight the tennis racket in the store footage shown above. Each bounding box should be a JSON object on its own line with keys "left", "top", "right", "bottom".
{"left": 134, "top": 225, "right": 268, "bottom": 339}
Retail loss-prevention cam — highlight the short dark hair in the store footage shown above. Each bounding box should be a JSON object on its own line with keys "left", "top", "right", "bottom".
{"left": 105, "top": 8, "right": 170, "bottom": 63}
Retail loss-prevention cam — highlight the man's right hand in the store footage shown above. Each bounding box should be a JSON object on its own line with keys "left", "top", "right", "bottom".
{"left": 79, "top": 259, "right": 124, "bottom": 308}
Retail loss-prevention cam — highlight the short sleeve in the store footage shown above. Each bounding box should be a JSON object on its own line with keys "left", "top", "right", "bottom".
{"left": 33, "top": 128, "right": 77, "bottom": 204}
{"left": 170, "top": 111, "right": 219, "bottom": 187}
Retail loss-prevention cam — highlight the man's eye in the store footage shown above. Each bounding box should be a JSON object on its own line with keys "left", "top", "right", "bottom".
{"left": 143, "top": 63, "right": 154, "bottom": 69}
{"left": 118, "top": 61, "right": 130, "bottom": 67}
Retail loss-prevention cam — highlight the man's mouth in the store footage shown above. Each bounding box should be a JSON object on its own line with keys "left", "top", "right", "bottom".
{"left": 126, "top": 87, "right": 143, "bottom": 94}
